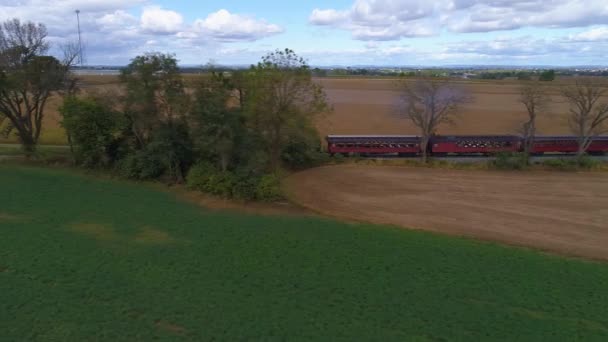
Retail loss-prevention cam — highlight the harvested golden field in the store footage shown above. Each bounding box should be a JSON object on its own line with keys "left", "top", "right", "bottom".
{"left": 1, "top": 75, "right": 599, "bottom": 145}
{"left": 285, "top": 164, "right": 608, "bottom": 261}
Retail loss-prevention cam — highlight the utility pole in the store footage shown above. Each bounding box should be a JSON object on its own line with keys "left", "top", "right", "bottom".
{"left": 75, "top": 9, "right": 83, "bottom": 66}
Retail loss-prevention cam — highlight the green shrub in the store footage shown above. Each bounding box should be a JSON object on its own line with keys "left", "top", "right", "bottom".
{"left": 281, "top": 127, "right": 328, "bottom": 170}
{"left": 255, "top": 174, "right": 283, "bottom": 202}
{"left": 187, "top": 162, "right": 217, "bottom": 190}
{"left": 541, "top": 158, "right": 576, "bottom": 171}
{"left": 542, "top": 156, "right": 601, "bottom": 171}
{"left": 59, "top": 96, "right": 123, "bottom": 168}
{"left": 187, "top": 162, "right": 235, "bottom": 197}
{"left": 117, "top": 151, "right": 165, "bottom": 180}
{"left": 330, "top": 153, "right": 346, "bottom": 164}
{"left": 205, "top": 172, "right": 235, "bottom": 197}
{"left": 577, "top": 156, "right": 601, "bottom": 169}
{"left": 492, "top": 152, "right": 527, "bottom": 170}
{"left": 229, "top": 169, "right": 260, "bottom": 201}
{"left": 187, "top": 163, "right": 283, "bottom": 201}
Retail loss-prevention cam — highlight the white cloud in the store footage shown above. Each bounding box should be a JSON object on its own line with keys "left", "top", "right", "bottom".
{"left": 190, "top": 9, "right": 283, "bottom": 42}
{"left": 311, "top": 0, "right": 608, "bottom": 40}
{"left": 568, "top": 26, "right": 608, "bottom": 42}
{"left": 309, "top": 9, "right": 349, "bottom": 25}
{"left": 140, "top": 6, "right": 183, "bottom": 34}
{"left": 97, "top": 10, "right": 138, "bottom": 31}
{"left": 310, "top": 0, "right": 439, "bottom": 40}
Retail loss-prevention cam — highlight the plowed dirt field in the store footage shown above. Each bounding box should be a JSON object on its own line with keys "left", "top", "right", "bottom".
{"left": 3, "top": 76, "right": 589, "bottom": 144}
{"left": 285, "top": 164, "right": 608, "bottom": 260}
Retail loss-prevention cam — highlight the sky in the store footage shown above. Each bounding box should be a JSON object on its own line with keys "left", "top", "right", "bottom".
{"left": 1, "top": 0, "right": 608, "bottom": 66}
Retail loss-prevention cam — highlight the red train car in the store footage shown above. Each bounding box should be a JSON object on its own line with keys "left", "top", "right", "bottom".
{"left": 530, "top": 136, "right": 608, "bottom": 155}
{"left": 326, "top": 135, "right": 420, "bottom": 155}
{"left": 430, "top": 135, "right": 520, "bottom": 155}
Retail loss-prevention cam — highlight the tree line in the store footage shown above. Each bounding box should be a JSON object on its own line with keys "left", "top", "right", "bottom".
{"left": 396, "top": 77, "right": 608, "bottom": 164}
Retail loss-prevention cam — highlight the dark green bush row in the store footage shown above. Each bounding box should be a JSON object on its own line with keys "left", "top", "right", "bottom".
{"left": 186, "top": 162, "right": 282, "bottom": 201}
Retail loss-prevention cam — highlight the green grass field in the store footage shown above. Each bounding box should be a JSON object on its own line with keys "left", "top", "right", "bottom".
{"left": 2, "top": 165, "right": 608, "bottom": 341}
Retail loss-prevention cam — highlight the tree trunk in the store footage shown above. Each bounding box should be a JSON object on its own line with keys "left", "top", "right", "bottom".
{"left": 67, "top": 132, "right": 76, "bottom": 165}
{"left": 523, "top": 123, "right": 534, "bottom": 165}
{"left": 420, "top": 136, "right": 429, "bottom": 164}
{"left": 18, "top": 133, "right": 36, "bottom": 158}
{"left": 270, "top": 122, "right": 282, "bottom": 171}
{"left": 174, "top": 162, "right": 185, "bottom": 184}
{"left": 576, "top": 136, "right": 587, "bottom": 165}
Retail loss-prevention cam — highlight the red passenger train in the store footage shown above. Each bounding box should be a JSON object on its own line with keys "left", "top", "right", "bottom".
{"left": 326, "top": 135, "right": 608, "bottom": 156}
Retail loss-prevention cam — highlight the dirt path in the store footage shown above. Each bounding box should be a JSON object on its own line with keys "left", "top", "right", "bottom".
{"left": 284, "top": 165, "right": 608, "bottom": 260}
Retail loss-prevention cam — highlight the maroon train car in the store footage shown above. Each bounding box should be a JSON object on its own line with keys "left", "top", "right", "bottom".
{"left": 326, "top": 135, "right": 421, "bottom": 155}
{"left": 430, "top": 135, "right": 520, "bottom": 154}
{"left": 530, "top": 136, "right": 608, "bottom": 155}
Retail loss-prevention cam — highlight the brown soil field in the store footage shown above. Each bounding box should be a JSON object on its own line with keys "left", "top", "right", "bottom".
{"left": 315, "top": 78, "right": 581, "bottom": 138}
{"left": 3, "top": 75, "right": 597, "bottom": 145}
{"left": 284, "top": 164, "right": 608, "bottom": 261}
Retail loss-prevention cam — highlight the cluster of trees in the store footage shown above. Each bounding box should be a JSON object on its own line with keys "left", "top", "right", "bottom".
{"left": 0, "top": 19, "right": 329, "bottom": 201}
{"left": 396, "top": 77, "right": 608, "bottom": 164}
{"left": 60, "top": 49, "right": 329, "bottom": 200}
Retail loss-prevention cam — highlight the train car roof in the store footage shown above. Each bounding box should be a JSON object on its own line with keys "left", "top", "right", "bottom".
{"left": 533, "top": 135, "right": 608, "bottom": 141}
{"left": 431, "top": 135, "right": 520, "bottom": 140}
{"left": 327, "top": 135, "right": 419, "bottom": 138}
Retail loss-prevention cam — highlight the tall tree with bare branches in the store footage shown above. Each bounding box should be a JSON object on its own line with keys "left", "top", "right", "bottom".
{"left": 0, "top": 18, "right": 76, "bottom": 154}
{"left": 519, "top": 82, "right": 548, "bottom": 162}
{"left": 561, "top": 79, "right": 608, "bottom": 161}
{"left": 396, "top": 78, "right": 469, "bottom": 163}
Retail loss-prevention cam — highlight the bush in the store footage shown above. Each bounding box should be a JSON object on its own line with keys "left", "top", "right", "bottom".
{"left": 255, "top": 174, "right": 283, "bottom": 202}
{"left": 231, "top": 173, "right": 259, "bottom": 201}
{"left": 542, "top": 156, "right": 600, "bottom": 171}
{"left": 59, "top": 96, "right": 123, "bottom": 168}
{"left": 146, "top": 122, "right": 193, "bottom": 183}
{"left": 187, "top": 162, "right": 283, "bottom": 201}
{"left": 117, "top": 150, "right": 165, "bottom": 180}
{"left": 187, "top": 162, "right": 234, "bottom": 197}
{"left": 281, "top": 127, "right": 329, "bottom": 170}
{"left": 577, "top": 156, "right": 601, "bottom": 169}
{"left": 492, "top": 152, "right": 527, "bottom": 170}
{"left": 541, "top": 158, "right": 573, "bottom": 171}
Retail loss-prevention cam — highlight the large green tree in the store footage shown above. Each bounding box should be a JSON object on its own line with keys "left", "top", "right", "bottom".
{"left": 120, "top": 53, "right": 189, "bottom": 148}
{"left": 244, "top": 49, "right": 329, "bottom": 171}
{"left": 119, "top": 53, "right": 192, "bottom": 182}
{"left": 0, "top": 19, "right": 75, "bottom": 153}
{"left": 59, "top": 96, "right": 123, "bottom": 168}
{"left": 192, "top": 72, "right": 244, "bottom": 172}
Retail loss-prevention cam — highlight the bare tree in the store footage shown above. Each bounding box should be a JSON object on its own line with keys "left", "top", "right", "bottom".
{"left": 519, "top": 82, "right": 548, "bottom": 162}
{"left": 0, "top": 19, "right": 75, "bottom": 154}
{"left": 561, "top": 79, "right": 608, "bottom": 161}
{"left": 396, "top": 78, "right": 469, "bottom": 163}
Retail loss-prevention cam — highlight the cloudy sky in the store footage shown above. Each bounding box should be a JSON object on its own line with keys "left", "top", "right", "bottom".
{"left": 2, "top": 0, "right": 608, "bottom": 66}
